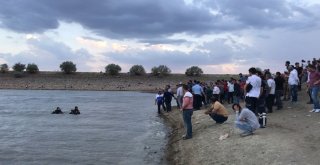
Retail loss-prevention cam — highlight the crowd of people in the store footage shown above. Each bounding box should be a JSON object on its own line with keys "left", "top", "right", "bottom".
{"left": 155, "top": 58, "right": 320, "bottom": 139}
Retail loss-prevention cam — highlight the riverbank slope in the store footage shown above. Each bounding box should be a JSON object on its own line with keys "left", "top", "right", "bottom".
{"left": 162, "top": 86, "right": 320, "bottom": 165}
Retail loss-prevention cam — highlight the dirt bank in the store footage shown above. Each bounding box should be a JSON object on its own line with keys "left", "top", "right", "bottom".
{"left": 0, "top": 72, "right": 234, "bottom": 92}
{"left": 162, "top": 86, "right": 320, "bottom": 165}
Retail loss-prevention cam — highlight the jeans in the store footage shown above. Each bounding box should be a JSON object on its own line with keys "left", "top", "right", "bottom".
{"left": 235, "top": 121, "right": 254, "bottom": 133}
{"left": 311, "top": 86, "right": 320, "bottom": 109}
{"left": 290, "top": 85, "right": 298, "bottom": 102}
{"left": 183, "top": 109, "right": 193, "bottom": 138}
{"left": 157, "top": 102, "right": 166, "bottom": 114}
{"left": 193, "top": 94, "right": 202, "bottom": 110}
{"left": 275, "top": 90, "right": 283, "bottom": 108}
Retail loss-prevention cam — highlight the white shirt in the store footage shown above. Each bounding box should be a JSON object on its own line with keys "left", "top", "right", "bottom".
{"left": 288, "top": 69, "right": 299, "bottom": 85}
{"left": 246, "top": 74, "right": 261, "bottom": 98}
{"left": 176, "top": 86, "right": 183, "bottom": 96}
{"left": 212, "top": 86, "right": 220, "bottom": 94}
{"left": 267, "top": 78, "right": 276, "bottom": 95}
{"left": 227, "top": 82, "right": 234, "bottom": 92}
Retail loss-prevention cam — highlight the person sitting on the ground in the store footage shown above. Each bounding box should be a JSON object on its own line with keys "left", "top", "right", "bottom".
{"left": 70, "top": 106, "right": 80, "bottom": 115}
{"left": 232, "top": 103, "right": 260, "bottom": 137}
{"left": 204, "top": 97, "right": 229, "bottom": 124}
{"left": 52, "top": 107, "right": 63, "bottom": 114}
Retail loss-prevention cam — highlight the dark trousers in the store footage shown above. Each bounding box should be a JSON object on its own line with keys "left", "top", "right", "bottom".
{"left": 219, "top": 93, "right": 224, "bottom": 103}
{"left": 275, "top": 90, "right": 283, "bottom": 109}
{"left": 183, "top": 109, "right": 193, "bottom": 138}
{"left": 228, "top": 92, "right": 234, "bottom": 104}
{"left": 257, "top": 96, "right": 266, "bottom": 114}
{"left": 245, "top": 96, "right": 258, "bottom": 114}
{"left": 266, "top": 94, "right": 275, "bottom": 113}
{"left": 209, "top": 113, "right": 228, "bottom": 124}
{"left": 193, "top": 94, "right": 202, "bottom": 110}
{"left": 157, "top": 103, "right": 166, "bottom": 114}
{"left": 165, "top": 101, "right": 172, "bottom": 112}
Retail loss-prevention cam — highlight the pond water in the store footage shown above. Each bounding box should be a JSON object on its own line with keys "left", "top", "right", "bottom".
{"left": 0, "top": 90, "right": 168, "bottom": 165}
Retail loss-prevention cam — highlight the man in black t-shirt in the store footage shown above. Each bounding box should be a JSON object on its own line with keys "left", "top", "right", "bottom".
{"left": 295, "top": 62, "right": 303, "bottom": 91}
{"left": 274, "top": 72, "right": 285, "bottom": 110}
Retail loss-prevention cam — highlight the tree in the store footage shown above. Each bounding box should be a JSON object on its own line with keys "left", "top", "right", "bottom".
{"left": 151, "top": 65, "right": 171, "bottom": 76}
{"left": 129, "top": 65, "right": 146, "bottom": 75}
{"left": 105, "top": 64, "right": 121, "bottom": 75}
{"left": 185, "top": 66, "right": 203, "bottom": 76}
{"left": 60, "top": 61, "right": 77, "bottom": 74}
{"left": 0, "top": 64, "right": 9, "bottom": 73}
{"left": 12, "top": 62, "right": 26, "bottom": 72}
{"left": 26, "top": 63, "right": 39, "bottom": 74}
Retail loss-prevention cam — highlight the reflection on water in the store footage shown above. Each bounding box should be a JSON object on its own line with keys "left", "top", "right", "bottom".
{"left": 0, "top": 90, "right": 167, "bottom": 165}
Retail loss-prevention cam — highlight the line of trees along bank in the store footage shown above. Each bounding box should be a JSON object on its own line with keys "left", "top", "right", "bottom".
{"left": 0, "top": 61, "right": 204, "bottom": 77}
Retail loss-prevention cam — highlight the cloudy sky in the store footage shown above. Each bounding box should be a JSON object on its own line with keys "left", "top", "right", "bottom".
{"left": 0, "top": 0, "right": 320, "bottom": 74}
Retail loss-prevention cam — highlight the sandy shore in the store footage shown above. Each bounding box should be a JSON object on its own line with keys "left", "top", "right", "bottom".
{"left": 162, "top": 85, "right": 320, "bottom": 165}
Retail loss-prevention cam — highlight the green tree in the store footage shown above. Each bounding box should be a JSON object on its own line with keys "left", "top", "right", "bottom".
{"left": 0, "top": 64, "right": 9, "bottom": 73}
{"left": 12, "top": 62, "right": 26, "bottom": 72}
{"left": 26, "top": 63, "right": 39, "bottom": 74}
{"left": 60, "top": 61, "right": 77, "bottom": 74}
{"left": 185, "top": 66, "right": 203, "bottom": 76}
{"left": 151, "top": 65, "right": 171, "bottom": 76}
{"left": 105, "top": 64, "right": 121, "bottom": 75}
{"left": 129, "top": 65, "right": 146, "bottom": 75}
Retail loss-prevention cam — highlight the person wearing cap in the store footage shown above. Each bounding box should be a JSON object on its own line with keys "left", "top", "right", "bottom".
{"left": 204, "top": 96, "right": 228, "bottom": 124}
{"left": 232, "top": 103, "right": 260, "bottom": 137}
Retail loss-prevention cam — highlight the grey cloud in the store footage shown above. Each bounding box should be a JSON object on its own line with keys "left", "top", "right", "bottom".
{"left": 81, "top": 36, "right": 104, "bottom": 42}
{"left": 1, "top": 0, "right": 318, "bottom": 43}
{"left": 139, "top": 38, "right": 188, "bottom": 45}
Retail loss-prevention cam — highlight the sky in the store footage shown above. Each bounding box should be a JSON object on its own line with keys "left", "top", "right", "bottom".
{"left": 0, "top": 0, "right": 320, "bottom": 74}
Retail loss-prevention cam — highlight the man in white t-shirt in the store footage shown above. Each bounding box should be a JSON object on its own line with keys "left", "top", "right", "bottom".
{"left": 244, "top": 67, "right": 261, "bottom": 114}
{"left": 266, "top": 74, "right": 276, "bottom": 113}
{"left": 288, "top": 65, "right": 299, "bottom": 102}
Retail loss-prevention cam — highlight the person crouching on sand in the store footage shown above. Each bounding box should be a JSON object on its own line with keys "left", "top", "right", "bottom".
{"left": 180, "top": 84, "right": 193, "bottom": 140}
{"left": 232, "top": 103, "right": 260, "bottom": 137}
{"left": 204, "top": 96, "right": 228, "bottom": 124}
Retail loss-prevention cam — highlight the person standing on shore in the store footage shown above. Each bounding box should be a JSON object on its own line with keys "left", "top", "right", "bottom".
{"left": 176, "top": 83, "right": 183, "bottom": 109}
{"left": 274, "top": 72, "right": 285, "bottom": 110}
{"left": 307, "top": 65, "right": 320, "bottom": 113}
{"left": 180, "top": 84, "right": 193, "bottom": 140}
{"left": 192, "top": 81, "right": 204, "bottom": 110}
{"left": 266, "top": 74, "right": 276, "bottom": 113}
{"left": 232, "top": 104, "right": 260, "bottom": 137}
{"left": 204, "top": 97, "right": 228, "bottom": 124}
{"left": 163, "top": 88, "right": 175, "bottom": 112}
{"left": 244, "top": 67, "right": 261, "bottom": 114}
{"left": 155, "top": 91, "right": 166, "bottom": 114}
{"left": 288, "top": 65, "right": 299, "bottom": 103}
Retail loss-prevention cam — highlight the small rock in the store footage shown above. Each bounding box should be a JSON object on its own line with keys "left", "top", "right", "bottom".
{"left": 219, "top": 133, "right": 229, "bottom": 141}
{"left": 306, "top": 115, "right": 311, "bottom": 117}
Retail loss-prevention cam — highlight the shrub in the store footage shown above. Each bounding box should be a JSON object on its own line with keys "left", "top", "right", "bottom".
{"left": 60, "top": 61, "right": 77, "bottom": 74}
{"left": 105, "top": 64, "right": 121, "bottom": 75}
{"left": 185, "top": 66, "right": 203, "bottom": 76}
{"left": 12, "top": 62, "right": 26, "bottom": 72}
{"left": 129, "top": 65, "right": 146, "bottom": 75}
{"left": 26, "top": 63, "right": 39, "bottom": 74}
{"left": 151, "top": 65, "right": 171, "bottom": 76}
{"left": 0, "top": 64, "right": 9, "bottom": 73}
